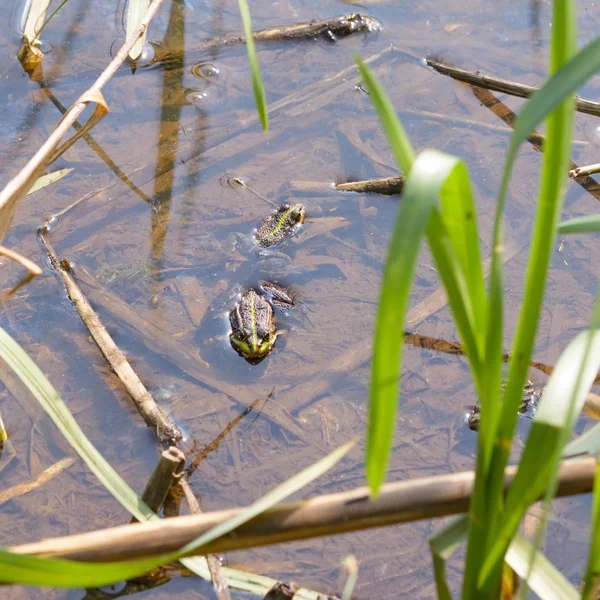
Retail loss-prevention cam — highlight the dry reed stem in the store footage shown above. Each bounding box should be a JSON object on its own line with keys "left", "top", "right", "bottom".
{"left": 335, "top": 176, "right": 404, "bottom": 195}
{"left": 0, "top": 457, "right": 75, "bottom": 506}
{"left": 0, "top": 0, "right": 165, "bottom": 242}
{"left": 0, "top": 245, "right": 43, "bottom": 302}
{"left": 133, "top": 447, "right": 185, "bottom": 520}
{"left": 569, "top": 163, "right": 600, "bottom": 179}
{"left": 11, "top": 456, "right": 595, "bottom": 562}
{"left": 39, "top": 230, "right": 182, "bottom": 443}
{"left": 426, "top": 58, "right": 600, "bottom": 117}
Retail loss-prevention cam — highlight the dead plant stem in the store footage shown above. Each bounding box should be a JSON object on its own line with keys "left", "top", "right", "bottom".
{"left": 39, "top": 230, "right": 182, "bottom": 443}
{"left": 11, "top": 456, "right": 595, "bottom": 562}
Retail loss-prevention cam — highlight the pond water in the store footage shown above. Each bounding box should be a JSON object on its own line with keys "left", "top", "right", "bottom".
{"left": 1, "top": 0, "right": 600, "bottom": 598}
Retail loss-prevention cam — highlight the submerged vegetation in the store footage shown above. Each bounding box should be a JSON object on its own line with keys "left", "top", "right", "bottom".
{"left": 1, "top": 0, "right": 600, "bottom": 598}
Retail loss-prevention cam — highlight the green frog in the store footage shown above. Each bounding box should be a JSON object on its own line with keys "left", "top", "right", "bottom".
{"left": 229, "top": 288, "right": 281, "bottom": 364}
{"left": 255, "top": 203, "right": 306, "bottom": 248}
{"left": 228, "top": 282, "right": 297, "bottom": 364}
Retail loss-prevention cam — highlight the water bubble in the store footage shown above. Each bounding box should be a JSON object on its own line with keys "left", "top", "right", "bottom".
{"left": 219, "top": 173, "right": 245, "bottom": 189}
{"left": 131, "top": 41, "right": 156, "bottom": 67}
{"left": 185, "top": 89, "right": 210, "bottom": 105}
{"left": 191, "top": 62, "right": 220, "bottom": 79}
{"left": 110, "top": 39, "right": 156, "bottom": 68}
{"left": 44, "top": 215, "right": 60, "bottom": 233}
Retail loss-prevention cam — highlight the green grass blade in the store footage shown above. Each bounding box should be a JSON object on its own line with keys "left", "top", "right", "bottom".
{"left": 1, "top": 431, "right": 351, "bottom": 588}
{"left": 0, "top": 550, "right": 164, "bottom": 588}
{"left": 355, "top": 57, "right": 415, "bottom": 172}
{"left": 505, "top": 533, "right": 579, "bottom": 600}
{"left": 557, "top": 214, "right": 600, "bottom": 234}
{"left": 366, "top": 150, "right": 449, "bottom": 495}
{"left": 464, "top": 4, "right": 578, "bottom": 595}
{"left": 126, "top": 0, "right": 148, "bottom": 61}
{"left": 480, "top": 328, "right": 600, "bottom": 585}
{"left": 564, "top": 422, "right": 600, "bottom": 456}
{"left": 356, "top": 58, "right": 487, "bottom": 496}
{"left": 439, "top": 165, "right": 487, "bottom": 339}
{"left": 0, "top": 326, "right": 154, "bottom": 522}
{"left": 237, "top": 0, "right": 268, "bottom": 131}
{"left": 429, "top": 515, "right": 468, "bottom": 600}
{"left": 426, "top": 209, "right": 483, "bottom": 377}
{"left": 583, "top": 458, "right": 600, "bottom": 597}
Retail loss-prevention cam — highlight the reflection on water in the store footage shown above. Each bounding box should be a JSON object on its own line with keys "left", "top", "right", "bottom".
{"left": 1, "top": 0, "right": 600, "bottom": 597}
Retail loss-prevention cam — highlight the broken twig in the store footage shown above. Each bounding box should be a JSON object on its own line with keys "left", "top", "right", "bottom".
{"left": 134, "top": 447, "right": 185, "bottom": 519}
{"left": 426, "top": 58, "right": 600, "bottom": 117}
{"left": 569, "top": 163, "right": 600, "bottom": 179}
{"left": 0, "top": 457, "right": 75, "bottom": 507}
{"left": 336, "top": 176, "right": 404, "bottom": 195}
{"left": 39, "top": 229, "right": 182, "bottom": 443}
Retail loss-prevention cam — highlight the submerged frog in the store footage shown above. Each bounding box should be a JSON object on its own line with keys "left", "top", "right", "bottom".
{"left": 467, "top": 380, "right": 541, "bottom": 431}
{"left": 255, "top": 203, "right": 306, "bottom": 248}
{"left": 228, "top": 283, "right": 295, "bottom": 364}
{"left": 229, "top": 288, "right": 280, "bottom": 364}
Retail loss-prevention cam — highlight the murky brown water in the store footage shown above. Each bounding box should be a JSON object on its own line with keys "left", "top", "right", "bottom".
{"left": 2, "top": 0, "right": 600, "bottom": 598}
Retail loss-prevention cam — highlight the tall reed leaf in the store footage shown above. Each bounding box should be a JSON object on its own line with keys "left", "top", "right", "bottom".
{"left": 480, "top": 329, "right": 600, "bottom": 586}
{"left": 557, "top": 214, "right": 600, "bottom": 234}
{"left": 429, "top": 516, "right": 468, "bottom": 600}
{"left": 126, "top": 0, "right": 149, "bottom": 61}
{"left": 505, "top": 533, "right": 579, "bottom": 600}
{"left": 355, "top": 57, "right": 415, "bottom": 172}
{"left": 356, "top": 59, "right": 487, "bottom": 495}
{"left": 465, "top": 1, "right": 578, "bottom": 593}
{"left": 0, "top": 550, "right": 163, "bottom": 588}
{"left": 583, "top": 458, "right": 600, "bottom": 597}
{"left": 364, "top": 149, "right": 443, "bottom": 495}
{"left": 238, "top": 0, "right": 268, "bottom": 131}
{"left": 0, "top": 326, "right": 153, "bottom": 521}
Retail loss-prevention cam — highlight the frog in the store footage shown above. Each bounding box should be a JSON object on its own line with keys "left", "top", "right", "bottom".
{"left": 227, "top": 279, "right": 299, "bottom": 364}
{"left": 221, "top": 203, "right": 307, "bottom": 279}
{"left": 466, "top": 380, "right": 541, "bottom": 432}
{"left": 254, "top": 203, "right": 306, "bottom": 249}
{"left": 228, "top": 287, "right": 282, "bottom": 364}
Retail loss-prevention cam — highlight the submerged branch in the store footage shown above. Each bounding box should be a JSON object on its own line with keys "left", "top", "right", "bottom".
{"left": 426, "top": 58, "right": 600, "bottom": 117}
{"left": 39, "top": 229, "right": 182, "bottom": 443}
{"left": 152, "top": 13, "right": 381, "bottom": 68}
{"left": 11, "top": 457, "right": 595, "bottom": 562}
{"left": 0, "top": 457, "right": 75, "bottom": 507}
{"left": 335, "top": 176, "right": 404, "bottom": 195}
